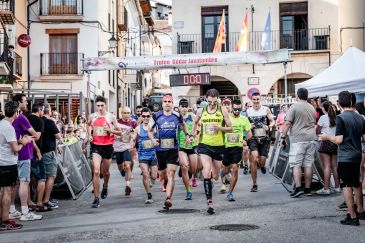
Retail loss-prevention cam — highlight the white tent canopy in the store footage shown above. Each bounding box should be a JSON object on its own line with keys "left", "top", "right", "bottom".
{"left": 295, "top": 47, "right": 365, "bottom": 97}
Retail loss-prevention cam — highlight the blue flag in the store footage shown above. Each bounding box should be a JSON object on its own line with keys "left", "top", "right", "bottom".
{"left": 261, "top": 12, "right": 272, "bottom": 50}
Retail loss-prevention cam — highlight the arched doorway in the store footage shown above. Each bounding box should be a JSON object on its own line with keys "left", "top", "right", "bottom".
{"left": 201, "top": 76, "right": 239, "bottom": 96}
{"left": 270, "top": 73, "right": 312, "bottom": 96}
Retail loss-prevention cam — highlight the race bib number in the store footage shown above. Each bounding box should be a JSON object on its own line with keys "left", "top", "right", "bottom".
{"left": 205, "top": 124, "right": 218, "bottom": 135}
{"left": 227, "top": 133, "right": 240, "bottom": 143}
{"left": 160, "top": 138, "right": 174, "bottom": 149}
{"left": 142, "top": 140, "right": 154, "bottom": 149}
{"left": 253, "top": 128, "right": 266, "bottom": 137}
{"left": 94, "top": 126, "right": 107, "bottom": 136}
{"left": 121, "top": 134, "right": 131, "bottom": 143}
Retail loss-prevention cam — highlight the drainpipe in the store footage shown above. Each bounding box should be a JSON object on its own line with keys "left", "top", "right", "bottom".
{"left": 27, "top": 0, "right": 38, "bottom": 97}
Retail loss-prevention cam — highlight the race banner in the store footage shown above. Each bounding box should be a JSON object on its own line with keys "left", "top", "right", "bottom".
{"left": 83, "top": 49, "right": 290, "bottom": 71}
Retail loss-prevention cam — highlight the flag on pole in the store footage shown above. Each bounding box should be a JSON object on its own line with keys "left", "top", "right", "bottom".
{"left": 213, "top": 10, "right": 226, "bottom": 53}
{"left": 236, "top": 12, "right": 249, "bottom": 52}
{"left": 261, "top": 12, "right": 272, "bottom": 50}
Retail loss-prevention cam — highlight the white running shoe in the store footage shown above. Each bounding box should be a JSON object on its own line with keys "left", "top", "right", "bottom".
{"left": 220, "top": 184, "right": 227, "bottom": 194}
{"left": 145, "top": 199, "right": 154, "bottom": 204}
{"left": 20, "top": 212, "right": 43, "bottom": 221}
{"left": 316, "top": 188, "right": 331, "bottom": 195}
{"left": 334, "top": 187, "right": 342, "bottom": 193}
{"left": 9, "top": 210, "right": 21, "bottom": 219}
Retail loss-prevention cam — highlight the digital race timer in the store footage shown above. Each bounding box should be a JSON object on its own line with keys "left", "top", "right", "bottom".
{"left": 169, "top": 73, "right": 210, "bottom": 87}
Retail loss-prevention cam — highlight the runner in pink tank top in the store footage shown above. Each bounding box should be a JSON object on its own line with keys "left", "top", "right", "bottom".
{"left": 84, "top": 96, "right": 121, "bottom": 208}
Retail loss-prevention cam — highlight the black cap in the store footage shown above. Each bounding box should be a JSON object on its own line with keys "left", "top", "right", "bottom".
{"left": 179, "top": 98, "right": 189, "bottom": 106}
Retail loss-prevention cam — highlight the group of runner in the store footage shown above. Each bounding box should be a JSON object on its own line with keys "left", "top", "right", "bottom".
{"left": 84, "top": 89, "right": 275, "bottom": 214}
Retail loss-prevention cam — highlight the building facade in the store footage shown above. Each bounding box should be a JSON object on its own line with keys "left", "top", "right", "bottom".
{"left": 0, "top": 0, "right": 28, "bottom": 112}
{"left": 28, "top": 0, "right": 118, "bottom": 120}
{"left": 171, "top": 0, "right": 365, "bottom": 103}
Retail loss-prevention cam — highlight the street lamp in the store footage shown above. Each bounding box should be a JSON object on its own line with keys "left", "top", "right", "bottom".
{"left": 98, "top": 34, "right": 118, "bottom": 56}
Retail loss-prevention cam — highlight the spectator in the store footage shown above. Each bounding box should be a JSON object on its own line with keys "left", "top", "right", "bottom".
{"left": 281, "top": 88, "right": 317, "bottom": 198}
{"left": 64, "top": 124, "right": 79, "bottom": 144}
{"left": 0, "top": 101, "right": 33, "bottom": 231}
{"left": 11, "top": 94, "right": 42, "bottom": 221}
{"left": 41, "top": 103, "right": 62, "bottom": 210}
{"left": 276, "top": 104, "right": 287, "bottom": 133}
{"left": 52, "top": 111, "right": 64, "bottom": 136}
{"left": 320, "top": 91, "right": 365, "bottom": 226}
{"left": 316, "top": 101, "right": 340, "bottom": 195}
{"left": 310, "top": 97, "right": 324, "bottom": 124}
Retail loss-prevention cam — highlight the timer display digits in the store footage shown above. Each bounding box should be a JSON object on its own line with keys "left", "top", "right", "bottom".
{"left": 170, "top": 73, "right": 210, "bottom": 87}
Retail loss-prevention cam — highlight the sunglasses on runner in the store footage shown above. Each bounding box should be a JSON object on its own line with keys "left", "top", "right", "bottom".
{"left": 142, "top": 115, "right": 151, "bottom": 118}
{"left": 233, "top": 108, "right": 242, "bottom": 112}
{"left": 208, "top": 101, "right": 218, "bottom": 105}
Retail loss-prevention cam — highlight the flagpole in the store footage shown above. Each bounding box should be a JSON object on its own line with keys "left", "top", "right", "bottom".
{"left": 223, "top": 9, "right": 227, "bottom": 52}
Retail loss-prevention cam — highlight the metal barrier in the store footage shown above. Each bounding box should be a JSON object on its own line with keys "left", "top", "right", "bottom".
{"left": 54, "top": 141, "right": 91, "bottom": 199}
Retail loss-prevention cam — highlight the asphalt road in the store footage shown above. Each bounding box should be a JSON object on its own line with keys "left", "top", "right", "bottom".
{"left": 1, "top": 162, "right": 364, "bottom": 243}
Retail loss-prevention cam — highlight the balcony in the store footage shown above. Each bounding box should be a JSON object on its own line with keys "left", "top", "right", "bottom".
{"left": 177, "top": 27, "right": 330, "bottom": 54}
{"left": 12, "top": 52, "right": 22, "bottom": 80}
{"left": 0, "top": 0, "right": 14, "bottom": 25}
{"left": 40, "top": 53, "right": 84, "bottom": 77}
{"left": 39, "top": 0, "right": 84, "bottom": 21}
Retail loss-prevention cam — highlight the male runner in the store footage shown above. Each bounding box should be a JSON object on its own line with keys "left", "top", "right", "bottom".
{"left": 178, "top": 99, "right": 198, "bottom": 200}
{"left": 131, "top": 107, "right": 157, "bottom": 204}
{"left": 84, "top": 96, "right": 120, "bottom": 208}
{"left": 114, "top": 107, "right": 137, "bottom": 196}
{"left": 192, "top": 89, "right": 232, "bottom": 214}
{"left": 246, "top": 93, "right": 275, "bottom": 192}
{"left": 222, "top": 99, "right": 252, "bottom": 201}
{"left": 149, "top": 94, "right": 191, "bottom": 209}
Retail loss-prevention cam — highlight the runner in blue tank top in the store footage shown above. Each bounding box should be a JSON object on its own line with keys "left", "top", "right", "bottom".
{"left": 131, "top": 107, "right": 157, "bottom": 204}
{"left": 149, "top": 94, "right": 192, "bottom": 209}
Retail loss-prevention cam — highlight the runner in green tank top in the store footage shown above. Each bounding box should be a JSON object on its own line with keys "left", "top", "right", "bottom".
{"left": 222, "top": 99, "right": 252, "bottom": 201}
{"left": 178, "top": 99, "right": 198, "bottom": 200}
{"left": 192, "top": 89, "right": 232, "bottom": 214}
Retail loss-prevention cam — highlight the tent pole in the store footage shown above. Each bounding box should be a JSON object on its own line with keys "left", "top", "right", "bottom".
{"left": 284, "top": 62, "right": 288, "bottom": 102}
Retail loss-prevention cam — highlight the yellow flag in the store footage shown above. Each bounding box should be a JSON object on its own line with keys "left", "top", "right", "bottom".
{"left": 213, "top": 10, "right": 226, "bottom": 53}
{"left": 236, "top": 12, "right": 249, "bottom": 52}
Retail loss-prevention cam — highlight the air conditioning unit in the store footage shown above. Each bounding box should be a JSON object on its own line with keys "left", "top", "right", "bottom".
{"left": 6, "top": 25, "right": 16, "bottom": 47}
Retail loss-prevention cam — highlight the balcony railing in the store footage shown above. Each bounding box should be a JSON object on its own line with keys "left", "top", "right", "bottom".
{"left": 40, "top": 0, "right": 83, "bottom": 16}
{"left": 0, "top": 0, "right": 14, "bottom": 25}
{"left": 41, "top": 53, "right": 84, "bottom": 75}
{"left": 177, "top": 27, "right": 330, "bottom": 54}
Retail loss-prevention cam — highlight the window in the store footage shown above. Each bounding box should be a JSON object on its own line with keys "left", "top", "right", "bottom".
{"left": 49, "top": 0, "right": 78, "bottom": 15}
{"left": 49, "top": 34, "right": 78, "bottom": 74}
{"left": 279, "top": 2, "right": 308, "bottom": 50}
{"left": 201, "top": 6, "right": 228, "bottom": 53}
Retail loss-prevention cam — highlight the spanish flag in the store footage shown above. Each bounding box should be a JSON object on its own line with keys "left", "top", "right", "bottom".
{"left": 236, "top": 12, "right": 249, "bottom": 52}
{"left": 213, "top": 10, "right": 226, "bottom": 53}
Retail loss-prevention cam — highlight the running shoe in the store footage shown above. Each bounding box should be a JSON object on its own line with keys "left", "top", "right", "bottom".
{"left": 340, "top": 217, "right": 360, "bottom": 226}
{"left": 220, "top": 184, "right": 227, "bottom": 194}
{"left": 207, "top": 200, "right": 215, "bottom": 214}
{"left": 121, "top": 169, "right": 125, "bottom": 177}
{"left": 162, "top": 184, "right": 167, "bottom": 192}
{"left": 185, "top": 191, "right": 193, "bottom": 200}
{"left": 304, "top": 188, "right": 312, "bottom": 196}
{"left": 44, "top": 201, "right": 59, "bottom": 209}
{"left": 227, "top": 192, "right": 235, "bottom": 202}
{"left": 290, "top": 187, "right": 304, "bottom": 198}
{"left": 164, "top": 198, "right": 172, "bottom": 209}
{"left": 250, "top": 185, "right": 258, "bottom": 192}
{"left": 9, "top": 210, "right": 21, "bottom": 220}
{"left": 0, "top": 220, "right": 23, "bottom": 231}
{"left": 243, "top": 164, "right": 248, "bottom": 175}
{"left": 260, "top": 166, "right": 267, "bottom": 174}
{"left": 336, "top": 201, "right": 348, "bottom": 211}
{"left": 192, "top": 178, "right": 197, "bottom": 187}
{"left": 101, "top": 188, "right": 108, "bottom": 199}
{"left": 49, "top": 198, "right": 59, "bottom": 204}
{"left": 316, "top": 188, "right": 331, "bottom": 195}
{"left": 20, "top": 212, "right": 43, "bottom": 221}
{"left": 333, "top": 187, "right": 342, "bottom": 193}
{"left": 357, "top": 211, "right": 365, "bottom": 220}
{"left": 145, "top": 198, "right": 154, "bottom": 204}
{"left": 91, "top": 197, "right": 100, "bottom": 208}
{"left": 125, "top": 186, "right": 132, "bottom": 196}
